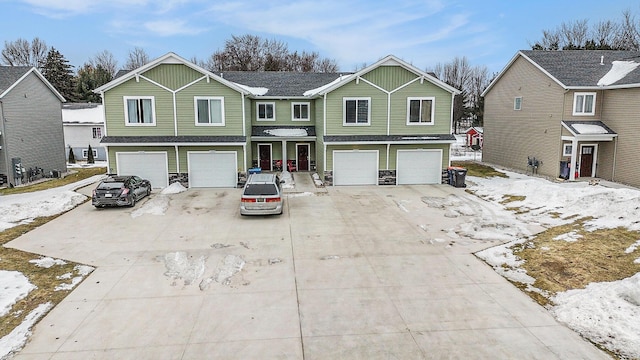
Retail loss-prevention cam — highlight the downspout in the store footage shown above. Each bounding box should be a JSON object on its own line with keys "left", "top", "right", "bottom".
{"left": 612, "top": 136, "right": 617, "bottom": 181}
{"left": 386, "top": 93, "right": 391, "bottom": 136}
{"left": 323, "top": 93, "right": 327, "bottom": 173}
{"left": 0, "top": 100, "right": 12, "bottom": 184}
{"left": 175, "top": 145, "right": 179, "bottom": 175}
{"left": 450, "top": 92, "right": 455, "bottom": 134}
{"left": 99, "top": 92, "right": 111, "bottom": 173}
{"left": 173, "top": 92, "right": 178, "bottom": 136}
{"left": 386, "top": 143, "right": 390, "bottom": 170}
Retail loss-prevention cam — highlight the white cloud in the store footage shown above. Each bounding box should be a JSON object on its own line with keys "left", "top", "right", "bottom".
{"left": 144, "top": 20, "right": 208, "bottom": 36}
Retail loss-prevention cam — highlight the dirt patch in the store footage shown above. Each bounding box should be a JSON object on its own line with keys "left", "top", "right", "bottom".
{"left": 451, "top": 161, "right": 508, "bottom": 178}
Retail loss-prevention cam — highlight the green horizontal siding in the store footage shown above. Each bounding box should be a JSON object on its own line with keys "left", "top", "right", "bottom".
{"left": 391, "top": 81, "right": 452, "bottom": 135}
{"left": 104, "top": 78, "right": 174, "bottom": 136}
{"left": 249, "top": 99, "right": 316, "bottom": 125}
{"left": 361, "top": 66, "right": 418, "bottom": 92}
{"left": 176, "top": 79, "right": 244, "bottom": 136}
{"left": 325, "top": 81, "right": 387, "bottom": 135}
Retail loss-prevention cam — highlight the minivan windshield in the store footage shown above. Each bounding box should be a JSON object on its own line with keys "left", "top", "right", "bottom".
{"left": 243, "top": 184, "right": 278, "bottom": 196}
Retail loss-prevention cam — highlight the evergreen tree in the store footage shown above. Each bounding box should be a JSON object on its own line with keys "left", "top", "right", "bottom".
{"left": 68, "top": 146, "right": 76, "bottom": 164}
{"left": 41, "top": 47, "right": 78, "bottom": 101}
{"left": 76, "top": 64, "right": 112, "bottom": 102}
{"left": 87, "top": 144, "right": 95, "bottom": 164}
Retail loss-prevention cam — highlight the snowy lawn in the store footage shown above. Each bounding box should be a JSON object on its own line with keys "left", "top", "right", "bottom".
{"left": 0, "top": 168, "right": 103, "bottom": 359}
{"left": 469, "top": 166, "right": 640, "bottom": 359}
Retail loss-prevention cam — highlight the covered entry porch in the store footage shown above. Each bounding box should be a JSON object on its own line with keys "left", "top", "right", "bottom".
{"left": 561, "top": 121, "right": 617, "bottom": 181}
{"left": 251, "top": 126, "right": 316, "bottom": 172}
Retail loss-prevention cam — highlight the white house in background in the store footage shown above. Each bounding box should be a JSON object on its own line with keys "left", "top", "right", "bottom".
{"left": 62, "top": 103, "right": 106, "bottom": 161}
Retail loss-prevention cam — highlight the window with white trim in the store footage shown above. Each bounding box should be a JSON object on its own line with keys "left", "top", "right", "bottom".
{"left": 563, "top": 144, "right": 573, "bottom": 156}
{"left": 514, "top": 97, "right": 522, "bottom": 111}
{"left": 92, "top": 127, "right": 102, "bottom": 139}
{"left": 82, "top": 149, "right": 98, "bottom": 159}
{"left": 343, "top": 97, "right": 370, "bottom": 125}
{"left": 573, "top": 92, "right": 595, "bottom": 115}
{"left": 292, "top": 102, "right": 310, "bottom": 121}
{"left": 407, "top": 97, "right": 434, "bottom": 124}
{"left": 257, "top": 102, "right": 275, "bottom": 121}
{"left": 195, "top": 97, "right": 225, "bottom": 126}
{"left": 124, "top": 96, "right": 155, "bottom": 125}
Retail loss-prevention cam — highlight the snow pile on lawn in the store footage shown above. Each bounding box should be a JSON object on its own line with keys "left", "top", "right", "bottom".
{"left": 470, "top": 171, "right": 640, "bottom": 358}
{"left": 551, "top": 274, "right": 640, "bottom": 359}
{"left": 0, "top": 303, "right": 52, "bottom": 359}
{"left": 0, "top": 174, "right": 105, "bottom": 232}
{"left": 0, "top": 271, "right": 36, "bottom": 317}
{"left": 280, "top": 171, "right": 294, "bottom": 189}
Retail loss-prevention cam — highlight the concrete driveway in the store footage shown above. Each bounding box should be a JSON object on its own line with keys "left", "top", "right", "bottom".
{"left": 7, "top": 173, "right": 608, "bottom": 359}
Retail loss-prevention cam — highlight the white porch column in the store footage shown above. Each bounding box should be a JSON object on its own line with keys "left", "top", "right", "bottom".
{"left": 569, "top": 138, "right": 578, "bottom": 181}
{"left": 282, "top": 140, "right": 287, "bottom": 170}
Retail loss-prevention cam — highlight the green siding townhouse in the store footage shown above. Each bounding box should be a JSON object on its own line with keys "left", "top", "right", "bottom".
{"left": 95, "top": 53, "right": 459, "bottom": 188}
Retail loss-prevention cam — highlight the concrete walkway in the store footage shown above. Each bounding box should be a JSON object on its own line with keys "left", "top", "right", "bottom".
{"left": 7, "top": 182, "right": 609, "bottom": 359}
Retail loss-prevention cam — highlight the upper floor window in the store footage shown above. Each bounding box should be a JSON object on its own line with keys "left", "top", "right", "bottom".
{"left": 344, "top": 97, "right": 370, "bottom": 125}
{"left": 92, "top": 127, "right": 102, "bottom": 139}
{"left": 407, "top": 97, "right": 434, "bottom": 125}
{"left": 195, "top": 97, "right": 225, "bottom": 126}
{"left": 124, "top": 96, "right": 155, "bottom": 125}
{"left": 257, "top": 102, "right": 275, "bottom": 121}
{"left": 292, "top": 102, "right": 310, "bottom": 121}
{"left": 573, "top": 92, "right": 596, "bottom": 116}
{"left": 514, "top": 97, "right": 522, "bottom": 111}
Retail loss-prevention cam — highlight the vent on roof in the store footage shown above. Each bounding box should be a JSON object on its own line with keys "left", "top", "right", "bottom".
{"left": 600, "top": 56, "right": 604, "bottom": 65}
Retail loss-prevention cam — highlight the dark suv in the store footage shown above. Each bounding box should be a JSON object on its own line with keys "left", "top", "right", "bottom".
{"left": 92, "top": 175, "right": 151, "bottom": 208}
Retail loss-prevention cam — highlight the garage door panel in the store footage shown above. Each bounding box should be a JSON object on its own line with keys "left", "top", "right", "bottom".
{"left": 117, "top": 152, "right": 168, "bottom": 188}
{"left": 333, "top": 151, "right": 378, "bottom": 186}
{"left": 188, "top": 152, "right": 237, "bottom": 188}
{"left": 397, "top": 150, "right": 442, "bottom": 185}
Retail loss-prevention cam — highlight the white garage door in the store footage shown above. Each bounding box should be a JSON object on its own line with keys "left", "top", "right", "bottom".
{"left": 397, "top": 149, "right": 442, "bottom": 185}
{"left": 188, "top": 151, "right": 237, "bottom": 188}
{"left": 333, "top": 150, "right": 378, "bottom": 186}
{"left": 117, "top": 152, "right": 168, "bottom": 188}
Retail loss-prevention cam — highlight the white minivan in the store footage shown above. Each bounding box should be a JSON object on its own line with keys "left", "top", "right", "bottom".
{"left": 240, "top": 173, "right": 283, "bottom": 215}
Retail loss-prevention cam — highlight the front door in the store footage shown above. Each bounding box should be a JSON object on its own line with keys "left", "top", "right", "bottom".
{"left": 258, "top": 144, "right": 272, "bottom": 171}
{"left": 297, "top": 144, "right": 309, "bottom": 171}
{"left": 580, "top": 145, "right": 595, "bottom": 177}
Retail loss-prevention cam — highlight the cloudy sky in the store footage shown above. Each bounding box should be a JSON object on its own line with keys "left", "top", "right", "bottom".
{"left": 2, "top": 0, "right": 640, "bottom": 74}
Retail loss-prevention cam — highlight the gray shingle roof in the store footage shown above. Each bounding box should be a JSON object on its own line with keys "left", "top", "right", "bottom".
{"left": 520, "top": 50, "right": 640, "bottom": 87}
{"left": 219, "top": 71, "right": 349, "bottom": 97}
{"left": 0, "top": 66, "right": 31, "bottom": 95}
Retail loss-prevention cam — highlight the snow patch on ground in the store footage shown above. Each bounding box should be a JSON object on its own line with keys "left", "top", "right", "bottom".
{"left": 0, "top": 271, "right": 36, "bottom": 317}
{"left": 162, "top": 251, "right": 206, "bottom": 286}
{"left": 553, "top": 231, "right": 583, "bottom": 242}
{"left": 281, "top": 171, "right": 294, "bottom": 189}
{"left": 54, "top": 265, "right": 94, "bottom": 291}
{"left": 288, "top": 192, "right": 314, "bottom": 198}
{"left": 0, "top": 302, "right": 52, "bottom": 359}
{"left": 312, "top": 173, "right": 323, "bottom": 186}
{"left": 28, "top": 257, "right": 67, "bottom": 268}
{"left": 552, "top": 273, "right": 640, "bottom": 359}
{"left": 161, "top": 182, "right": 187, "bottom": 195}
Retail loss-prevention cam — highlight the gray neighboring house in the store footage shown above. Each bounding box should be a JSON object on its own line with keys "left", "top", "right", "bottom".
{"left": 62, "top": 103, "right": 106, "bottom": 162}
{"left": 483, "top": 50, "right": 640, "bottom": 188}
{"left": 0, "top": 66, "right": 66, "bottom": 186}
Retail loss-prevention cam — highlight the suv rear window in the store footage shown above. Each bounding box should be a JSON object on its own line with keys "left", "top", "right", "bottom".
{"left": 243, "top": 184, "right": 278, "bottom": 196}
{"left": 98, "top": 182, "right": 125, "bottom": 190}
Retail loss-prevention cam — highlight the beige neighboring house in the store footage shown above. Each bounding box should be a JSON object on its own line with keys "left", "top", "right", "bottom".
{"left": 482, "top": 50, "right": 640, "bottom": 188}
{"left": 62, "top": 103, "right": 106, "bottom": 161}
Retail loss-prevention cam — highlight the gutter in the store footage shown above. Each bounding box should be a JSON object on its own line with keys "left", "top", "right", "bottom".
{"left": 0, "top": 100, "right": 10, "bottom": 184}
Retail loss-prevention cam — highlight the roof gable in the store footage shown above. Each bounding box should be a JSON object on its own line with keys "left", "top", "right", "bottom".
{"left": 484, "top": 50, "right": 640, "bottom": 95}
{"left": 0, "top": 66, "right": 65, "bottom": 101}
{"left": 93, "top": 52, "right": 248, "bottom": 95}
{"left": 220, "top": 71, "right": 346, "bottom": 97}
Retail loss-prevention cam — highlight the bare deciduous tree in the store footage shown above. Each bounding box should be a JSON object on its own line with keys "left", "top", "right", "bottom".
{"left": 125, "top": 47, "right": 150, "bottom": 70}
{"left": 88, "top": 50, "right": 118, "bottom": 77}
{"left": 1, "top": 37, "right": 49, "bottom": 69}
{"left": 206, "top": 34, "right": 339, "bottom": 72}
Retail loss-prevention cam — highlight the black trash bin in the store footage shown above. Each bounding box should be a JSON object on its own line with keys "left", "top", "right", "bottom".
{"left": 453, "top": 168, "right": 467, "bottom": 188}
{"left": 559, "top": 161, "right": 570, "bottom": 180}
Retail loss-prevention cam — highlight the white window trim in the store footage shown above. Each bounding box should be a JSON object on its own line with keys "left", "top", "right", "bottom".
{"left": 256, "top": 102, "right": 276, "bottom": 121}
{"left": 291, "top": 102, "right": 310, "bottom": 121}
{"left": 572, "top": 92, "right": 596, "bottom": 116}
{"left": 406, "top": 97, "right": 435, "bottom": 125}
{"left": 124, "top": 96, "right": 156, "bottom": 126}
{"left": 82, "top": 149, "right": 98, "bottom": 159}
{"left": 343, "top": 97, "right": 371, "bottom": 126}
{"left": 514, "top": 96, "right": 522, "bottom": 111}
{"left": 194, "top": 96, "right": 225, "bottom": 126}
{"left": 563, "top": 143, "right": 572, "bottom": 157}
